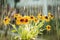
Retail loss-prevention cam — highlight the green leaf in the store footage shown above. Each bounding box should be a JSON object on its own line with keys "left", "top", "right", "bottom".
{"left": 37, "top": 21, "right": 45, "bottom": 28}
{"left": 11, "top": 30, "right": 16, "bottom": 32}
{"left": 39, "top": 32, "right": 43, "bottom": 34}
{"left": 10, "top": 24, "right": 18, "bottom": 33}
{"left": 12, "top": 24, "right": 16, "bottom": 29}
{"left": 14, "top": 36, "right": 19, "bottom": 39}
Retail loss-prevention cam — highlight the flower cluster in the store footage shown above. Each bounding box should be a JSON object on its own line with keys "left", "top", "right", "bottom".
{"left": 3, "top": 13, "right": 54, "bottom": 25}
{"left": 3, "top": 13, "right": 54, "bottom": 40}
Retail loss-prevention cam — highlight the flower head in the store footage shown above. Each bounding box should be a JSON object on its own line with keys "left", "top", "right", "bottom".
{"left": 50, "top": 14, "right": 54, "bottom": 19}
{"left": 37, "top": 13, "right": 42, "bottom": 20}
{"left": 30, "top": 15, "right": 35, "bottom": 20}
{"left": 24, "top": 16, "right": 30, "bottom": 20}
{"left": 44, "top": 16, "right": 50, "bottom": 22}
{"left": 16, "top": 17, "right": 24, "bottom": 25}
{"left": 24, "top": 18, "right": 29, "bottom": 24}
{"left": 46, "top": 25, "right": 51, "bottom": 31}
{"left": 3, "top": 16, "right": 10, "bottom": 25}
{"left": 16, "top": 20, "right": 21, "bottom": 25}
{"left": 41, "top": 16, "right": 45, "bottom": 21}
{"left": 48, "top": 12, "right": 54, "bottom": 19}
{"left": 34, "top": 18, "right": 38, "bottom": 23}
{"left": 13, "top": 14, "right": 22, "bottom": 20}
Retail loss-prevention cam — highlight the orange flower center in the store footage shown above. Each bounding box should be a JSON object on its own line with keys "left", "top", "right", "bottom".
{"left": 25, "top": 19, "right": 28, "bottom": 22}
{"left": 51, "top": 15, "right": 53, "bottom": 17}
{"left": 35, "top": 19, "right": 37, "bottom": 21}
{"left": 20, "top": 19, "right": 24, "bottom": 22}
{"left": 31, "top": 16, "right": 33, "bottom": 19}
{"left": 5, "top": 19, "right": 7, "bottom": 21}
{"left": 48, "top": 26, "right": 50, "bottom": 29}
{"left": 15, "top": 17, "right": 17, "bottom": 20}
{"left": 45, "top": 16, "right": 48, "bottom": 19}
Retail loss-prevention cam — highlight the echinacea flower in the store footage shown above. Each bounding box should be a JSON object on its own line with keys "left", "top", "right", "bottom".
{"left": 30, "top": 15, "right": 35, "bottom": 20}
{"left": 16, "top": 16, "right": 30, "bottom": 25}
{"left": 50, "top": 14, "right": 54, "bottom": 19}
{"left": 16, "top": 18, "right": 24, "bottom": 25}
{"left": 48, "top": 12, "right": 51, "bottom": 16}
{"left": 16, "top": 20, "right": 21, "bottom": 25}
{"left": 20, "top": 18, "right": 24, "bottom": 22}
{"left": 44, "top": 16, "right": 50, "bottom": 22}
{"left": 13, "top": 13, "right": 22, "bottom": 20}
{"left": 37, "top": 13, "right": 42, "bottom": 20}
{"left": 16, "top": 16, "right": 22, "bottom": 20}
{"left": 41, "top": 16, "right": 45, "bottom": 21}
{"left": 24, "top": 17, "right": 29, "bottom": 24}
{"left": 48, "top": 12, "right": 54, "bottom": 19}
{"left": 34, "top": 18, "right": 38, "bottom": 23}
{"left": 24, "top": 16, "right": 30, "bottom": 20}
{"left": 3, "top": 16, "right": 10, "bottom": 25}
{"left": 46, "top": 25, "right": 51, "bottom": 31}
{"left": 16, "top": 17, "right": 23, "bottom": 25}
{"left": 37, "top": 13, "right": 42, "bottom": 16}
